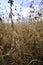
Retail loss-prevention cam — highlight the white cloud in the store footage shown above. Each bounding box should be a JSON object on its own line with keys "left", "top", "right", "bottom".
{"left": 19, "top": 5, "right": 39, "bottom": 18}
{"left": 14, "top": 15, "right": 18, "bottom": 19}
{"left": 20, "top": 7, "right": 30, "bottom": 17}
{"left": 11, "top": 5, "right": 39, "bottom": 21}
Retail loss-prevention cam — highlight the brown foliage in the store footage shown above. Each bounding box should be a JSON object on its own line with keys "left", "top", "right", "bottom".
{"left": 0, "top": 21, "right": 43, "bottom": 65}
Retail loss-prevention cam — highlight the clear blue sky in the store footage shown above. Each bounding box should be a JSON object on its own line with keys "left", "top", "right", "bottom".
{"left": 0, "top": 0, "right": 41, "bottom": 17}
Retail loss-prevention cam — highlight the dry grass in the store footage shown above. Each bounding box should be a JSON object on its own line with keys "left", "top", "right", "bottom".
{"left": 0, "top": 21, "right": 43, "bottom": 65}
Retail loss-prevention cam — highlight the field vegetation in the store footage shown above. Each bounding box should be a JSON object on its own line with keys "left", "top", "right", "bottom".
{"left": 0, "top": 21, "right": 43, "bottom": 65}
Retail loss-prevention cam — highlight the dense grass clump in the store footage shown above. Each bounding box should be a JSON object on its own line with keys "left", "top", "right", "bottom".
{"left": 0, "top": 21, "right": 43, "bottom": 65}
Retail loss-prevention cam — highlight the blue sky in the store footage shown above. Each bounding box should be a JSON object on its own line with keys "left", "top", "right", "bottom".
{"left": 0, "top": 0, "right": 41, "bottom": 19}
